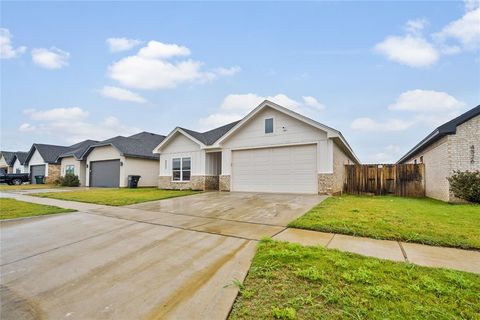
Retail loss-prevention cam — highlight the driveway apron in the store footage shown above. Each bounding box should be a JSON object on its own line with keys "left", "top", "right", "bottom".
{"left": 1, "top": 191, "right": 324, "bottom": 320}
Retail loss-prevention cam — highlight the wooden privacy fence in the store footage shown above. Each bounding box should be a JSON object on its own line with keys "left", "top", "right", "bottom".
{"left": 344, "top": 164, "right": 425, "bottom": 197}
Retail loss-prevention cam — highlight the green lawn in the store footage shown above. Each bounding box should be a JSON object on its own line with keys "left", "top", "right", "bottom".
{"left": 289, "top": 195, "right": 480, "bottom": 250}
{"left": 0, "top": 198, "right": 74, "bottom": 220}
{"left": 0, "top": 184, "right": 58, "bottom": 191}
{"left": 229, "top": 239, "right": 480, "bottom": 320}
{"left": 33, "top": 188, "right": 200, "bottom": 206}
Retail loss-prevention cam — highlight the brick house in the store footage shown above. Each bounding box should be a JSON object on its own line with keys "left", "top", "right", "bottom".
{"left": 398, "top": 105, "right": 480, "bottom": 202}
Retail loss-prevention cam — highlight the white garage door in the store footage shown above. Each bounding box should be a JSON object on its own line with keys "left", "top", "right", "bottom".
{"left": 232, "top": 144, "right": 317, "bottom": 194}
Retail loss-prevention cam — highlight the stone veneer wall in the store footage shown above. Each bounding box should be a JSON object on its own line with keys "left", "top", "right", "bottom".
{"left": 45, "top": 164, "right": 61, "bottom": 184}
{"left": 317, "top": 174, "right": 333, "bottom": 194}
{"left": 219, "top": 175, "right": 230, "bottom": 191}
{"left": 204, "top": 176, "right": 219, "bottom": 190}
{"left": 158, "top": 175, "right": 219, "bottom": 191}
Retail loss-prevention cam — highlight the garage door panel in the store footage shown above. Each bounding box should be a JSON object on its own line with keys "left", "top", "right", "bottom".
{"left": 90, "top": 160, "right": 120, "bottom": 188}
{"left": 30, "top": 165, "right": 46, "bottom": 184}
{"left": 232, "top": 145, "right": 317, "bottom": 194}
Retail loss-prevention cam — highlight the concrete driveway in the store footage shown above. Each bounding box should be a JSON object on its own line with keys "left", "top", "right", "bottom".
{"left": 1, "top": 192, "right": 325, "bottom": 320}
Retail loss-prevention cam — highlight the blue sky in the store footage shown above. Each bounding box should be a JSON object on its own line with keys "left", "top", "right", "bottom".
{"left": 1, "top": 1, "right": 479, "bottom": 162}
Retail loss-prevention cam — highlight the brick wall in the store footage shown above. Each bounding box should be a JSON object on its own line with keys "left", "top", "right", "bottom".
{"left": 405, "top": 114, "right": 479, "bottom": 202}
{"left": 448, "top": 115, "right": 480, "bottom": 172}
{"left": 406, "top": 136, "right": 450, "bottom": 201}
{"left": 332, "top": 142, "right": 355, "bottom": 194}
{"left": 447, "top": 115, "right": 480, "bottom": 201}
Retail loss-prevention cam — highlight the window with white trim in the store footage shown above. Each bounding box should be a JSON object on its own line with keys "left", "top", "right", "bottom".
{"left": 65, "top": 165, "right": 75, "bottom": 175}
{"left": 265, "top": 118, "right": 274, "bottom": 134}
{"left": 172, "top": 157, "right": 191, "bottom": 181}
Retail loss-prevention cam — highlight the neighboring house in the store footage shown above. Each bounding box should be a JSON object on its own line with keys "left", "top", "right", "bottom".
{"left": 56, "top": 140, "right": 98, "bottom": 186}
{"left": 0, "top": 151, "right": 15, "bottom": 174}
{"left": 11, "top": 152, "right": 29, "bottom": 173}
{"left": 154, "top": 100, "right": 359, "bottom": 194}
{"left": 25, "top": 144, "right": 71, "bottom": 184}
{"left": 82, "top": 132, "right": 165, "bottom": 187}
{"left": 398, "top": 105, "right": 480, "bottom": 202}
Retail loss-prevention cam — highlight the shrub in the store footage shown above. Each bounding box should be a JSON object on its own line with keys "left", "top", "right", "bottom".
{"left": 447, "top": 171, "right": 480, "bottom": 203}
{"left": 55, "top": 173, "right": 80, "bottom": 187}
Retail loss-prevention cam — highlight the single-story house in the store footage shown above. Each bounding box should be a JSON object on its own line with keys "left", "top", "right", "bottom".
{"left": 398, "top": 105, "right": 480, "bottom": 202}
{"left": 82, "top": 132, "right": 165, "bottom": 188}
{"left": 25, "top": 144, "right": 72, "bottom": 183}
{"left": 56, "top": 140, "right": 98, "bottom": 186}
{"left": 11, "top": 152, "right": 29, "bottom": 173}
{"left": 0, "top": 151, "right": 15, "bottom": 174}
{"left": 154, "top": 100, "right": 359, "bottom": 194}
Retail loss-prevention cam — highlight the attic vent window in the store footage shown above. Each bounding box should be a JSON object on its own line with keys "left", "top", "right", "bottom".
{"left": 471, "top": 145, "right": 475, "bottom": 164}
{"left": 265, "top": 118, "right": 273, "bottom": 134}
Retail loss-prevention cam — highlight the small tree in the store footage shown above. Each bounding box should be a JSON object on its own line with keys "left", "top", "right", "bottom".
{"left": 447, "top": 171, "right": 480, "bottom": 203}
{"left": 56, "top": 173, "right": 80, "bottom": 187}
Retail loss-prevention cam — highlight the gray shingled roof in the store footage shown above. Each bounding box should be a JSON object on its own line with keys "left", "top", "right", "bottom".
{"left": 180, "top": 121, "right": 241, "bottom": 146}
{"left": 13, "top": 152, "right": 29, "bottom": 165}
{"left": 25, "top": 144, "right": 72, "bottom": 164}
{"left": 398, "top": 105, "right": 480, "bottom": 163}
{"left": 82, "top": 132, "right": 165, "bottom": 160}
{"left": 57, "top": 140, "right": 99, "bottom": 160}
{"left": 0, "top": 151, "right": 15, "bottom": 166}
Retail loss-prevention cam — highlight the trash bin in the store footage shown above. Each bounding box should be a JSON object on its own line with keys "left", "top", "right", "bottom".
{"left": 35, "top": 175, "right": 45, "bottom": 184}
{"left": 127, "top": 175, "right": 141, "bottom": 188}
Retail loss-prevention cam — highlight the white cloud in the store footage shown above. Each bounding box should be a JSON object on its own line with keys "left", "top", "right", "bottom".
{"left": 31, "top": 47, "right": 70, "bottom": 69}
{"left": 434, "top": 7, "right": 480, "bottom": 50}
{"left": 405, "top": 19, "right": 428, "bottom": 35}
{"left": 464, "top": 0, "right": 480, "bottom": 11}
{"left": 108, "top": 40, "right": 239, "bottom": 90}
{"left": 302, "top": 96, "right": 326, "bottom": 110}
{"left": 25, "top": 107, "right": 89, "bottom": 121}
{"left": 106, "top": 37, "right": 143, "bottom": 52}
{"left": 137, "top": 41, "right": 190, "bottom": 59}
{"left": 213, "top": 66, "right": 242, "bottom": 76}
{"left": 99, "top": 86, "right": 147, "bottom": 103}
{"left": 0, "top": 28, "right": 26, "bottom": 59}
{"left": 376, "top": 4, "right": 480, "bottom": 67}
{"left": 388, "top": 89, "right": 466, "bottom": 112}
{"left": 19, "top": 107, "right": 140, "bottom": 143}
{"left": 351, "top": 89, "right": 466, "bottom": 132}
{"left": 18, "top": 123, "right": 36, "bottom": 132}
{"left": 350, "top": 117, "right": 414, "bottom": 132}
{"left": 374, "top": 35, "right": 439, "bottom": 67}
{"left": 199, "top": 93, "right": 326, "bottom": 130}
{"left": 366, "top": 145, "right": 403, "bottom": 163}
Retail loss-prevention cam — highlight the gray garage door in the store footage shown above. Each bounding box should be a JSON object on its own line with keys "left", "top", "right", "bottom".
{"left": 90, "top": 160, "right": 120, "bottom": 187}
{"left": 30, "top": 165, "right": 46, "bottom": 184}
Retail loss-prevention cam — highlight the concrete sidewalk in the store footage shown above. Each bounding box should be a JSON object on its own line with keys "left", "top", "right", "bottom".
{"left": 274, "top": 228, "right": 480, "bottom": 274}
{"left": 0, "top": 191, "right": 109, "bottom": 211}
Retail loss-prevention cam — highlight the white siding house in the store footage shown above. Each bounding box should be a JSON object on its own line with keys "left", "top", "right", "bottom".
{"left": 154, "top": 100, "right": 359, "bottom": 194}
{"left": 82, "top": 133, "right": 165, "bottom": 188}
{"left": 12, "top": 152, "right": 29, "bottom": 173}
